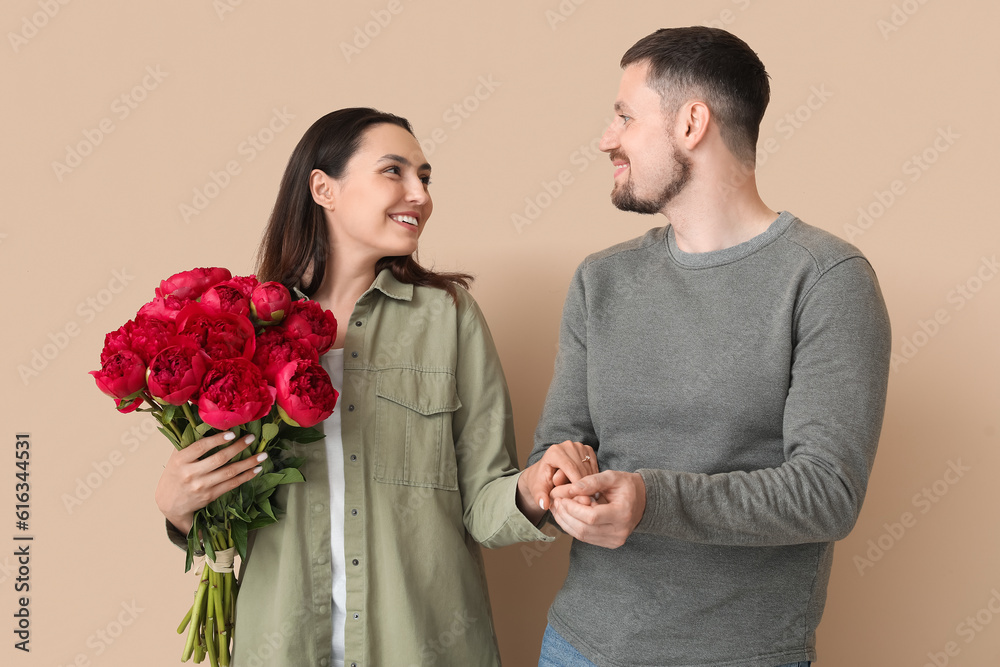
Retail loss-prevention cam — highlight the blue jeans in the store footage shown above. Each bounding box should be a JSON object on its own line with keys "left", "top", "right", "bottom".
{"left": 538, "top": 624, "right": 810, "bottom": 667}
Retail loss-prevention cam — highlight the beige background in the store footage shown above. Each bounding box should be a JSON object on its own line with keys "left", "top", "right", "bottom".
{"left": 3, "top": 1, "right": 998, "bottom": 665}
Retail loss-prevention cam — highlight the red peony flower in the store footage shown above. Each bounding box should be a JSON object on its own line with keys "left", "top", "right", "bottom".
{"left": 90, "top": 349, "right": 147, "bottom": 399}
{"left": 147, "top": 339, "right": 209, "bottom": 406}
{"left": 99, "top": 323, "right": 134, "bottom": 365}
{"left": 156, "top": 267, "right": 232, "bottom": 300}
{"left": 138, "top": 294, "right": 192, "bottom": 322}
{"left": 197, "top": 358, "right": 276, "bottom": 430}
{"left": 275, "top": 359, "right": 338, "bottom": 428}
{"left": 129, "top": 315, "right": 177, "bottom": 363}
{"left": 282, "top": 300, "right": 338, "bottom": 355}
{"left": 176, "top": 303, "right": 256, "bottom": 361}
{"left": 252, "top": 327, "right": 319, "bottom": 383}
{"left": 215, "top": 275, "right": 259, "bottom": 298}
{"left": 201, "top": 284, "right": 251, "bottom": 318}
{"left": 250, "top": 282, "right": 292, "bottom": 325}
{"left": 99, "top": 316, "right": 176, "bottom": 365}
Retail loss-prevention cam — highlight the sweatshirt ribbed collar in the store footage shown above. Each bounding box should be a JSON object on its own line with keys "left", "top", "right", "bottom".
{"left": 665, "top": 211, "right": 796, "bottom": 268}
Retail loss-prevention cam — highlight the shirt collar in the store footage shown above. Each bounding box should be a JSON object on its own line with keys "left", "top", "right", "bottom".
{"left": 366, "top": 267, "right": 414, "bottom": 302}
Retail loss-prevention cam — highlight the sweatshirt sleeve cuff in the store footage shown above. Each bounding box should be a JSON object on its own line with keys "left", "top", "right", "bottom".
{"left": 633, "top": 469, "right": 664, "bottom": 535}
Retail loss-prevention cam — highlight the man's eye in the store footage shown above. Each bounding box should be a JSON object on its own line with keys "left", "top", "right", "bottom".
{"left": 620, "top": 114, "right": 631, "bottom": 124}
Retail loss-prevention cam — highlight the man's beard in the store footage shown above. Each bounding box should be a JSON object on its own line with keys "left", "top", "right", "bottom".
{"left": 611, "top": 147, "right": 692, "bottom": 215}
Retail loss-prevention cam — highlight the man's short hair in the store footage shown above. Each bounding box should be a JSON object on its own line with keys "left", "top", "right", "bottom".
{"left": 621, "top": 27, "right": 770, "bottom": 166}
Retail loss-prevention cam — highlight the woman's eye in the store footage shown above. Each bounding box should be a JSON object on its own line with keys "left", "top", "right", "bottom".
{"left": 420, "top": 175, "right": 432, "bottom": 186}
{"left": 384, "top": 165, "right": 401, "bottom": 175}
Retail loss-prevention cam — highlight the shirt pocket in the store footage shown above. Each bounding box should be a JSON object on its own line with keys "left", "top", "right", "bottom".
{"left": 374, "top": 368, "right": 462, "bottom": 490}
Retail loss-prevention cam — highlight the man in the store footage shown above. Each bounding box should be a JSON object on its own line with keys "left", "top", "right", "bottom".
{"left": 525, "top": 26, "right": 891, "bottom": 667}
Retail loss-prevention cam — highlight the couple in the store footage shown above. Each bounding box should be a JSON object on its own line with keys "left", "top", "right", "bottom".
{"left": 156, "top": 26, "right": 891, "bottom": 667}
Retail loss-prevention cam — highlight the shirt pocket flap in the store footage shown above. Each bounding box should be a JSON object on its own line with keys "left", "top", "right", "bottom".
{"left": 375, "top": 369, "right": 462, "bottom": 415}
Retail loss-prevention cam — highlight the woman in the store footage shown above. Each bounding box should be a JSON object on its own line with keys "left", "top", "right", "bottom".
{"left": 155, "top": 108, "right": 596, "bottom": 666}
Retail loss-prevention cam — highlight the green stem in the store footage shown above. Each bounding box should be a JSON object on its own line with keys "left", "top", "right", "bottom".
{"left": 142, "top": 391, "right": 185, "bottom": 446}
{"left": 205, "top": 574, "right": 219, "bottom": 667}
{"left": 166, "top": 419, "right": 184, "bottom": 446}
{"left": 176, "top": 606, "right": 193, "bottom": 635}
{"left": 182, "top": 403, "right": 202, "bottom": 440}
{"left": 182, "top": 568, "right": 210, "bottom": 662}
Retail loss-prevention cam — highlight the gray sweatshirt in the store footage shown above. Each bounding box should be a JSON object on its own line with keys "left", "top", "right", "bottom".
{"left": 529, "top": 211, "right": 891, "bottom": 667}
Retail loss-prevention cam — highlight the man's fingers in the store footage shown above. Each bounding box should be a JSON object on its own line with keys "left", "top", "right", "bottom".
{"left": 549, "top": 501, "right": 589, "bottom": 540}
{"left": 553, "top": 496, "right": 604, "bottom": 525}
{"left": 550, "top": 473, "right": 604, "bottom": 499}
{"left": 551, "top": 498, "right": 630, "bottom": 549}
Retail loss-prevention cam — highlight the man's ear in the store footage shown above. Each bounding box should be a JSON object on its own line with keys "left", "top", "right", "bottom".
{"left": 309, "top": 169, "right": 336, "bottom": 211}
{"left": 675, "top": 100, "right": 711, "bottom": 151}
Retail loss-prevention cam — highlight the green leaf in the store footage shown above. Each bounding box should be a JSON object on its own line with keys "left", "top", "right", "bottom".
{"left": 203, "top": 533, "right": 216, "bottom": 562}
{"left": 228, "top": 506, "right": 252, "bottom": 522}
{"left": 259, "top": 497, "right": 276, "bottom": 521}
{"left": 278, "top": 468, "right": 305, "bottom": 485}
{"left": 281, "top": 456, "right": 307, "bottom": 470}
{"left": 232, "top": 520, "right": 248, "bottom": 560}
{"left": 247, "top": 420, "right": 262, "bottom": 442}
{"left": 240, "top": 482, "right": 254, "bottom": 510}
{"left": 279, "top": 426, "right": 326, "bottom": 444}
{"left": 246, "top": 514, "right": 277, "bottom": 532}
{"left": 255, "top": 488, "right": 276, "bottom": 503}
{"left": 162, "top": 404, "right": 177, "bottom": 423}
{"left": 185, "top": 531, "right": 197, "bottom": 573}
{"left": 252, "top": 472, "right": 285, "bottom": 494}
{"left": 195, "top": 420, "right": 213, "bottom": 436}
{"left": 179, "top": 423, "right": 197, "bottom": 448}
{"left": 157, "top": 426, "right": 180, "bottom": 448}
{"left": 262, "top": 422, "right": 280, "bottom": 445}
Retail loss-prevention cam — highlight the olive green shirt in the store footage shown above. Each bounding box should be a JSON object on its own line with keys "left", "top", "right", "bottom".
{"left": 172, "top": 270, "right": 552, "bottom": 666}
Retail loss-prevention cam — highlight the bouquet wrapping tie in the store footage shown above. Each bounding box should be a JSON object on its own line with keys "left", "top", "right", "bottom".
{"left": 91, "top": 267, "right": 338, "bottom": 665}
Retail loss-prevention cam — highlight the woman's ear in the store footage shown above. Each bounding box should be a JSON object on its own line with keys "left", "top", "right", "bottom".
{"left": 309, "top": 169, "right": 336, "bottom": 211}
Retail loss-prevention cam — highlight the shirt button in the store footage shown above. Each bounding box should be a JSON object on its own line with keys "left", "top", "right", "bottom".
{"left": 353, "top": 613, "right": 360, "bottom": 620}
{"left": 313, "top": 503, "right": 324, "bottom": 513}
{"left": 355, "top": 320, "right": 362, "bottom": 327}
{"left": 351, "top": 351, "right": 359, "bottom": 358}
{"left": 351, "top": 663, "right": 357, "bottom": 667}
{"left": 318, "top": 605, "right": 329, "bottom": 616}
{"left": 350, "top": 454, "right": 357, "bottom": 461}
{"left": 348, "top": 404, "right": 355, "bottom": 412}
{"left": 318, "top": 555, "right": 328, "bottom": 565}
{"left": 320, "top": 659, "right": 329, "bottom": 667}
{"left": 352, "top": 559, "right": 359, "bottom": 566}
{"left": 351, "top": 509, "right": 358, "bottom": 516}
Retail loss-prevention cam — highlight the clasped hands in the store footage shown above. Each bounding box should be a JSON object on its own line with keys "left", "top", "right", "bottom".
{"left": 517, "top": 440, "right": 647, "bottom": 549}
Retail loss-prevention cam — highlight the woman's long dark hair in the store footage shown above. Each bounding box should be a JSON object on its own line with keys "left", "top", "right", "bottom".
{"left": 255, "top": 108, "right": 471, "bottom": 299}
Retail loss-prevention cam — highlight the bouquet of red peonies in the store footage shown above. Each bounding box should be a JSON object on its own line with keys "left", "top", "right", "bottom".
{"left": 89, "top": 267, "right": 338, "bottom": 666}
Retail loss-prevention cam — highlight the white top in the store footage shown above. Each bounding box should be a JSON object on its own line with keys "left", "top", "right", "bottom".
{"left": 320, "top": 349, "right": 347, "bottom": 667}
